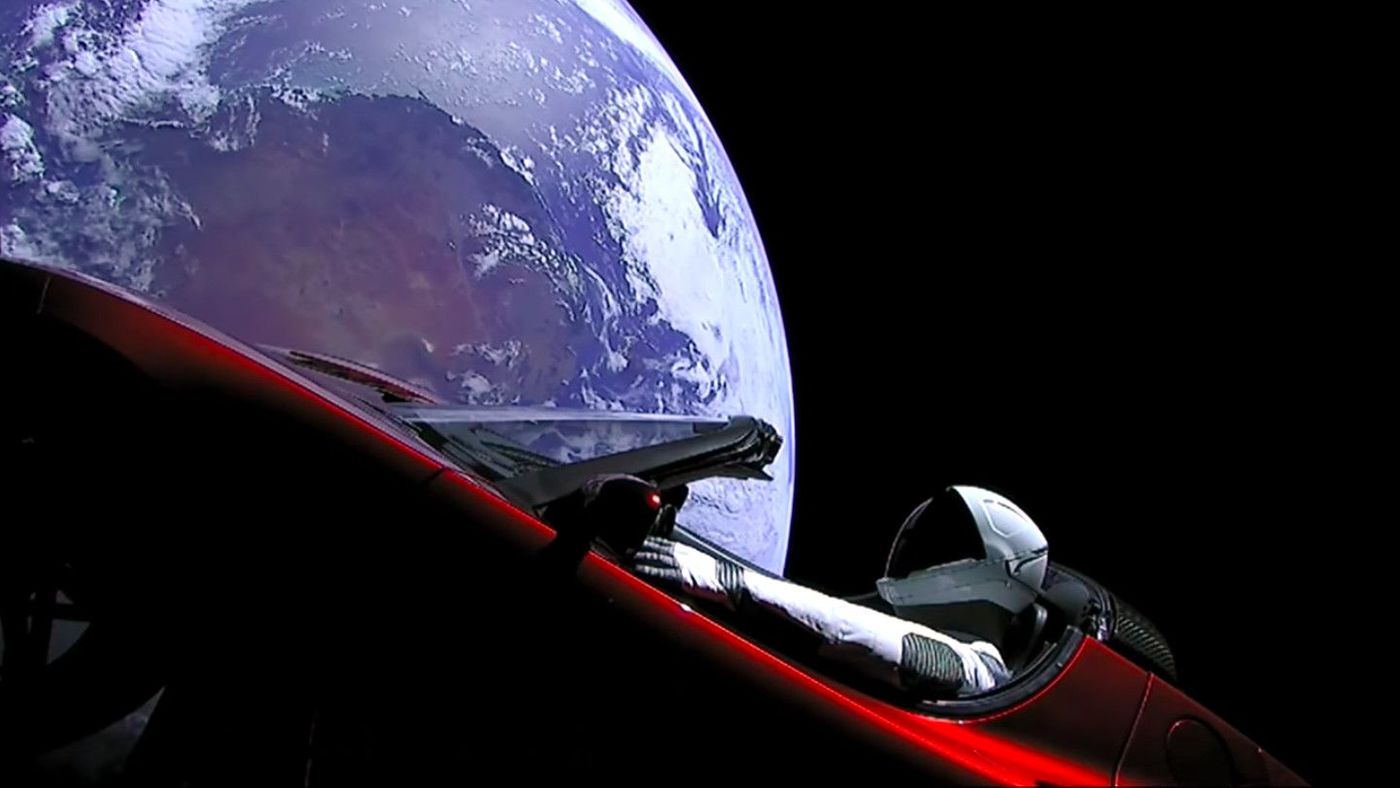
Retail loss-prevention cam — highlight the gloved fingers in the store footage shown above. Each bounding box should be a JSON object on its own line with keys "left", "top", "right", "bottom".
{"left": 633, "top": 538, "right": 683, "bottom": 584}
{"left": 633, "top": 563, "right": 683, "bottom": 583}
{"left": 639, "top": 536, "right": 675, "bottom": 555}
{"left": 632, "top": 538, "right": 735, "bottom": 608}
{"left": 633, "top": 542, "right": 681, "bottom": 570}
{"left": 632, "top": 553, "right": 680, "bottom": 571}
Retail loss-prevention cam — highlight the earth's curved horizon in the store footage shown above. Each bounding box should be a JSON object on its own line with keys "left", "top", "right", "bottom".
{"left": 1, "top": 0, "right": 796, "bottom": 574}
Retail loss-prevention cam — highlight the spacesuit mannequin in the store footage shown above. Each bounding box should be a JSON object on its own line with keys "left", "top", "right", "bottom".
{"left": 633, "top": 486, "right": 1049, "bottom": 697}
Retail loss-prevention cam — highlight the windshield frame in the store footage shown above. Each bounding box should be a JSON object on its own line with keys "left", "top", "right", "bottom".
{"left": 260, "top": 342, "right": 785, "bottom": 565}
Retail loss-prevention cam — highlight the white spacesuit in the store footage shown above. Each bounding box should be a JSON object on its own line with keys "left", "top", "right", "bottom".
{"left": 633, "top": 486, "right": 1050, "bottom": 697}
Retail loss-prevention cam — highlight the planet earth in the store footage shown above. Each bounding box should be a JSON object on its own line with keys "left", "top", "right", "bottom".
{"left": 0, "top": 0, "right": 795, "bottom": 574}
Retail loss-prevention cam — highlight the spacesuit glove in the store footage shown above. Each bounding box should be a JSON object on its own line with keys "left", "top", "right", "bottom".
{"left": 632, "top": 537, "right": 747, "bottom": 610}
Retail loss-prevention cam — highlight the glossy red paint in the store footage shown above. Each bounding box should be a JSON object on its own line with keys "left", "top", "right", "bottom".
{"left": 1116, "top": 673, "right": 1306, "bottom": 786}
{"left": 30, "top": 262, "right": 450, "bottom": 487}
{"left": 4, "top": 257, "right": 1305, "bottom": 785}
{"left": 430, "top": 466, "right": 1127, "bottom": 786}
{"left": 971, "top": 639, "right": 1153, "bottom": 784}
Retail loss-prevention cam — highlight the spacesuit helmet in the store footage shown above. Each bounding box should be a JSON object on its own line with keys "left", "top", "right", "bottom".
{"left": 876, "top": 486, "right": 1048, "bottom": 648}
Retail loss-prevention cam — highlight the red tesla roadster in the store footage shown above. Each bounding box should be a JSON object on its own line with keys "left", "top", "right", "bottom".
{"left": 0, "top": 256, "right": 1304, "bottom": 786}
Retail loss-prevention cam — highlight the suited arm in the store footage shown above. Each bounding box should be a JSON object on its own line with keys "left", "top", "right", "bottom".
{"left": 633, "top": 538, "right": 1008, "bottom": 696}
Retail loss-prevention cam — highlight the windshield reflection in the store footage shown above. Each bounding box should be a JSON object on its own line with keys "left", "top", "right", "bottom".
{"left": 388, "top": 405, "right": 728, "bottom": 482}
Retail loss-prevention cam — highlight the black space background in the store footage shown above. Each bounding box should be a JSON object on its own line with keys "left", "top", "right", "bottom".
{"left": 627, "top": 4, "right": 1365, "bottom": 784}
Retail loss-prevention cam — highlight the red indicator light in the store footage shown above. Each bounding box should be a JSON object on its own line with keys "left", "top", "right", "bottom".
{"left": 647, "top": 491, "right": 662, "bottom": 509}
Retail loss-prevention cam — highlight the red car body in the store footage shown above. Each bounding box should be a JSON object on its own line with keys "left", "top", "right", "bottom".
{"left": 0, "top": 257, "right": 1305, "bottom": 786}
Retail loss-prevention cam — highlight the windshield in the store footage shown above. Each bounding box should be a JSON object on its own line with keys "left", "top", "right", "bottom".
{"left": 387, "top": 404, "right": 782, "bottom": 570}
{"left": 263, "top": 345, "right": 786, "bottom": 572}
{"left": 389, "top": 405, "right": 727, "bottom": 478}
